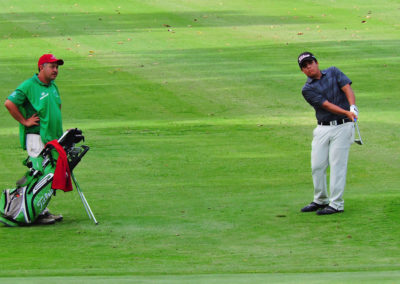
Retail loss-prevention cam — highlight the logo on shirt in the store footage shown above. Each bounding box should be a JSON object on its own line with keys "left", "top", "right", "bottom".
{"left": 40, "top": 92, "right": 49, "bottom": 100}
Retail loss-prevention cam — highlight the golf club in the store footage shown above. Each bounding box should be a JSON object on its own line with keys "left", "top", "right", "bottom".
{"left": 71, "top": 172, "right": 98, "bottom": 225}
{"left": 354, "top": 120, "right": 363, "bottom": 145}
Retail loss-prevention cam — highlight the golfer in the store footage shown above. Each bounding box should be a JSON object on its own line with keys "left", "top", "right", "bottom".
{"left": 4, "top": 54, "right": 65, "bottom": 224}
{"left": 298, "top": 52, "right": 358, "bottom": 215}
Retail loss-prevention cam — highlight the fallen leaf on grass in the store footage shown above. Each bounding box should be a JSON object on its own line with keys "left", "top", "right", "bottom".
{"left": 108, "top": 68, "right": 122, "bottom": 74}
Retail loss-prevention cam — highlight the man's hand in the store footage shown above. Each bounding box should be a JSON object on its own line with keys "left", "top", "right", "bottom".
{"left": 350, "top": 105, "right": 359, "bottom": 117}
{"left": 24, "top": 113, "right": 40, "bottom": 127}
{"left": 5, "top": 99, "right": 40, "bottom": 127}
{"left": 346, "top": 111, "right": 357, "bottom": 122}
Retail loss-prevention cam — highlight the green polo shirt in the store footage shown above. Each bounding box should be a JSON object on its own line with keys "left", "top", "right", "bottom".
{"left": 8, "top": 75, "right": 63, "bottom": 149}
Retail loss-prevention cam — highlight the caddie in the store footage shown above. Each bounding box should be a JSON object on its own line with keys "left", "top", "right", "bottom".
{"left": 4, "top": 54, "right": 65, "bottom": 224}
{"left": 298, "top": 52, "right": 358, "bottom": 215}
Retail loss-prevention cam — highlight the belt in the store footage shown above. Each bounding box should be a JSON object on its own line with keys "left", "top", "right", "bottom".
{"left": 318, "top": 118, "right": 352, "bottom": 126}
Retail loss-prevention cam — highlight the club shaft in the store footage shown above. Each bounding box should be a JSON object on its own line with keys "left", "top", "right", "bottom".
{"left": 355, "top": 121, "right": 363, "bottom": 144}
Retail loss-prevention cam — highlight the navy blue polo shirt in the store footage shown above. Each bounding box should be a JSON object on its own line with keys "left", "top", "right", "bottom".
{"left": 302, "top": 66, "right": 352, "bottom": 122}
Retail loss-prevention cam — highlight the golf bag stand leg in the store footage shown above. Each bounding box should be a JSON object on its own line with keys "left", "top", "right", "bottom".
{"left": 71, "top": 172, "right": 98, "bottom": 225}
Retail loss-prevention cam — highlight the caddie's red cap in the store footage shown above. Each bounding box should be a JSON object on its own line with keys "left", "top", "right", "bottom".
{"left": 38, "top": 54, "right": 64, "bottom": 67}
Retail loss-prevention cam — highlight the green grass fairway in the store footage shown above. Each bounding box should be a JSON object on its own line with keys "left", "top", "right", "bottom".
{"left": 0, "top": 0, "right": 399, "bottom": 282}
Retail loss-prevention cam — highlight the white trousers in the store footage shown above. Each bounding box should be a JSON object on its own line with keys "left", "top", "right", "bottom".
{"left": 26, "top": 134, "right": 45, "bottom": 157}
{"left": 311, "top": 122, "right": 354, "bottom": 210}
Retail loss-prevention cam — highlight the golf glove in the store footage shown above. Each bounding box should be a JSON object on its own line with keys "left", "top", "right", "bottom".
{"left": 350, "top": 105, "right": 359, "bottom": 116}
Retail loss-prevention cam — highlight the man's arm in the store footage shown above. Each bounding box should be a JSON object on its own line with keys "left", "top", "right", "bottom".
{"left": 4, "top": 99, "right": 39, "bottom": 127}
{"left": 342, "top": 83, "right": 356, "bottom": 106}
{"left": 342, "top": 83, "right": 359, "bottom": 117}
{"left": 321, "top": 100, "right": 357, "bottom": 121}
{"left": 320, "top": 83, "right": 357, "bottom": 121}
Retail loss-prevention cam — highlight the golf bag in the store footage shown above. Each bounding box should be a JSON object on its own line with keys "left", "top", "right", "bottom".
{"left": 0, "top": 128, "right": 89, "bottom": 227}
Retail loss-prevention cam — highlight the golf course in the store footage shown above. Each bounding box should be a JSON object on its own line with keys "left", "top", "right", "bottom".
{"left": 0, "top": 0, "right": 399, "bottom": 283}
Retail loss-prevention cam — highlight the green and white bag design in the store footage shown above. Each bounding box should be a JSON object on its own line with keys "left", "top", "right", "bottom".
{"left": 0, "top": 152, "right": 58, "bottom": 227}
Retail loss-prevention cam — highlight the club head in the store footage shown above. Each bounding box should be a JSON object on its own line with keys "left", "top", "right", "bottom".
{"left": 354, "top": 121, "right": 363, "bottom": 146}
